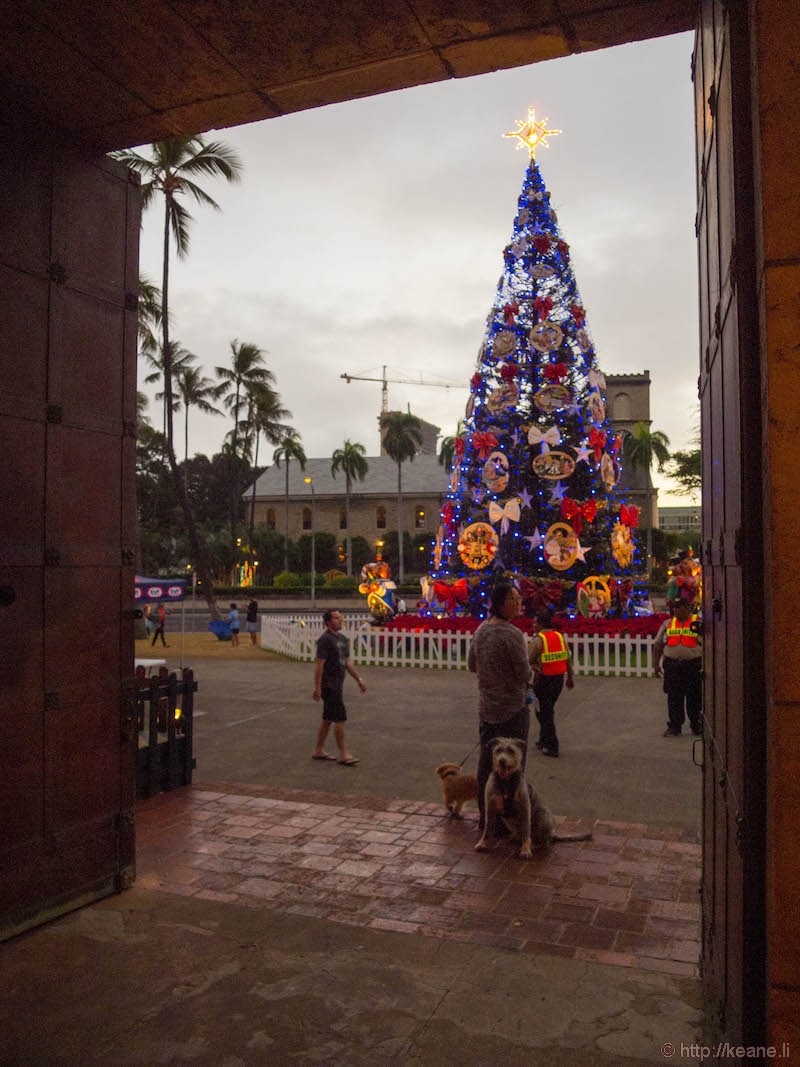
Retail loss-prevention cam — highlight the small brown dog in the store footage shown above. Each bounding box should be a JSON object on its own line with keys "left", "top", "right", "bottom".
{"left": 435, "top": 763, "right": 478, "bottom": 817}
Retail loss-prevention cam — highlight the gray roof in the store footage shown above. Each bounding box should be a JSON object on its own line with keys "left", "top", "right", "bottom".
{"left": 249, "top": 455, "right": 446, "bottom": 500}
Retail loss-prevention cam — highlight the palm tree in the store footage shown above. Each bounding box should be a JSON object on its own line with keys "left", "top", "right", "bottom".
{"left": 174, "top": 366, "right": 224, "bottom": 469}
{"left": 137, "top": 274, "right": 162, "bottom": 359}
{"left": 331, "top": 441, "right": 369, "bottom": 576}
{"left": 273, "top": 433, "right": 307, "bottom": 573}
{"left": 245, "top": 382, "right": 294, "bottom": 559}
{"left": 622, "top": 422, "right": 671, "bottom": 578}
{"left": 216, "top": 340, "right": 275, "bottom": 542}
{"left": 146, "top": 341, "right": 197, "bottom": 434}
{"left": 380, "top": 412, "right": 423, "bottom": 584}
{"left": 112, "top": 135, "right": 242, "bottom": 619}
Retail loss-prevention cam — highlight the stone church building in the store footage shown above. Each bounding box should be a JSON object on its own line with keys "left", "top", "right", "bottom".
{"left": 249, "top": 372, "right": 655, "bottom": 553}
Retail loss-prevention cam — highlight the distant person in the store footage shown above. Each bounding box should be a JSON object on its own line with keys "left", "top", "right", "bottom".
{"left": 529, "top": 609, "right": 574, "bottom": 758}
{"left": 228, "top": 602, "right": 240, "bottom": 647}
{"left": 143, "top": 603, "right": 154, "bottom": 639}
{"left": 245, "top": 598, "right": 259, "bottom": 646}
{"left": 653, "top": 600, "right": 703, "bottom": 737}
{"left": 312, "top": 608, "right": 366, "bottom": 765}
{"left": 467, "top": 581, "right": 531, "bottom": 831}
{"left": 151, "top": 603, "right": 167, "bottom": 647}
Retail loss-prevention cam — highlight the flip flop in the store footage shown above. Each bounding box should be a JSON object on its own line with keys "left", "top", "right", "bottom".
{"left": 312, "top": 753, "right": 337, "bottom": 761}
{"left": 338, "top": 757, "right": 359, "bottom": 766}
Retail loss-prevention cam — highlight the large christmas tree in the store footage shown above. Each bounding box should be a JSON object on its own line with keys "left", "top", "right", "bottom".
{"left": 427, "top": 109, "right": 642, "bottom": 619}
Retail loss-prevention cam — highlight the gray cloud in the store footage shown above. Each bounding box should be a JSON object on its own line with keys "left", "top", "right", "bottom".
{"left": 139, "top": 31, "right": 699, "bottom": 502}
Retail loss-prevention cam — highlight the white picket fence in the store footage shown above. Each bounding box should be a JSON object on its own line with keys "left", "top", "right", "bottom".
{"left": 260, "top": 613, "right": 655, "bottom": 677}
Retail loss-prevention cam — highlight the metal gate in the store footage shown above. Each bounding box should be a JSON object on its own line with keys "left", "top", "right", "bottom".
{"left": 694, "top": 0, "right": 766, "bottom": 1046}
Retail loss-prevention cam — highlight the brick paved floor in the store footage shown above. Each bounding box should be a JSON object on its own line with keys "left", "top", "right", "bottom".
{"left": 137, "top": 781, "right": 701, "bottom": 979}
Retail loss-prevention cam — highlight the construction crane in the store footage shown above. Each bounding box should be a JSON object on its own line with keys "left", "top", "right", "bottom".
{"left": 341, "top": 365, "right": 460, "bottom": 414}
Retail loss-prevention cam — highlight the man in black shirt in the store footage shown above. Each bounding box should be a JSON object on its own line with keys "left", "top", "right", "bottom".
{"left": 312, "top": 609, "right": 366, "bottom": 765}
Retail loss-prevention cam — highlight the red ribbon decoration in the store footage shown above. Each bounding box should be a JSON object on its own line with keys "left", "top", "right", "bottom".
{"left": 500, "top": 362, "right": 518, "bottom": 381}
{"left": 588, "top": 427, "right": 607, "bottom": 461}
{"left": 560, "top": 498, "right": 598, "bottom": 535}
{"left": 502, "top": 301, "right": 519, "bottom": 325}
{"left": 556, "top": 239, "right": 570, "bottom": 258}
{"left": 620, "top": 504, "right": 639, "bottom": 528}
{"left": 610, "top": 433, "right": 622, "bottom": 457}
{"left": 470, "top": 373, "right": 482, "bottom": 391}
{"left": 454, "top": 437, "right": 465, "bottom": 458}
{"left": 472, "top": 431, "right": 499, "bottom": 459}
{"left": 433, "top": 578, "right": 468, "bottom": 612}
{"left": 534, "top": 296, "right": 553, "bottom": 321}
{"left": 571, "top": 304, "right": 585, "bottom": 326}
{"left": 533, "top": 234, "right": 551, "bottom": 254}
{"left": 441, "top": 502, "right": 456, "bottom": 531}
{"left": 543, "top": 361, "right": 567, "bottom": 383}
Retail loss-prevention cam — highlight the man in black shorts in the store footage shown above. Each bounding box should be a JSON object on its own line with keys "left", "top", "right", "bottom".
{"left": 312, "top": 609, "right": 366, "bottom": 765}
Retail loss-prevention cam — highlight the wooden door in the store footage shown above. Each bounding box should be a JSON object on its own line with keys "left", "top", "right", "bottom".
{"left": 693, "top": 0, "right": 766, "bottom": 1046}
{"left": 0, "top": 141, "right": 140, "bottom": 939}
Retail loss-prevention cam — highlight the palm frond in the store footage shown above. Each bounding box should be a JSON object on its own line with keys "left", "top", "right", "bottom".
{"left": 169, "top": 197, "right": 194, "bottom": 258}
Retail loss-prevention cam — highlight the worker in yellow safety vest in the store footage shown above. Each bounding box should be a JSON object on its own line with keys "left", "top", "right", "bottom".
{"left": 529, "top": 609, "right": 575, "bottom": 758}
{"left": 653, "top": 599, "right": 703, "bottom": 737}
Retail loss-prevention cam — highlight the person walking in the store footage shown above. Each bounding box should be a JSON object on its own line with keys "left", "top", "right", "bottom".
{"left": 151, "top": 603, "right": 168, "bottom": 647}
{"left": 529, "top": 609, "right": 574, "bottom": 758}
{"left": 228, "top": 602, "right": 240, "bottom": 647}
{"left": 143, "top": 603, "right": 154, "bottom": 640}
{"left": 245, "top": 599, "right": 259, "bottom": 646}
{"left": 312, "top": 608, "right": 366, "bottom": 765}
{"left": 467, "top": 581, "right": 532, "bottom": 831}
{"left": 653, "top": 599, "right": 703, "bottom": 736}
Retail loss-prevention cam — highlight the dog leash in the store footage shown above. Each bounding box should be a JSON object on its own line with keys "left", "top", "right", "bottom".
{"left": 459, "top": 741, "right": 481, "bottom": 769}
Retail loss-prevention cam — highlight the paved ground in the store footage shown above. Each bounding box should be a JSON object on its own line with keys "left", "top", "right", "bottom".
{"left": 0, "top": 648, "right": 704, "bottom": 1064}
{"left": 154, "top": 647, "right": 702, "bottom": 834}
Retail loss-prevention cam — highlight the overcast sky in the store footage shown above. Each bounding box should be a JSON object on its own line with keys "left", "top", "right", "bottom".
{"left": 138, "top": 31, "right": 699, "bottom": 505}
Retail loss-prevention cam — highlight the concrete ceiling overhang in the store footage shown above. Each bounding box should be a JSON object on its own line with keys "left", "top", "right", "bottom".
{"left": 1, "top": 0, "right": 696, "bottom": 151}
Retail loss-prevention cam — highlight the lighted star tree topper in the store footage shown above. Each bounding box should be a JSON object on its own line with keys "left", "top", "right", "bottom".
{"left": 425, "top": 109, "right": 644, "bottom": 620}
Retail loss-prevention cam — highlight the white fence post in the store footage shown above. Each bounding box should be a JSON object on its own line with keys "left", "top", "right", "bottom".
{"left": 259, "top": 614, "right": 654, "bottom": 677}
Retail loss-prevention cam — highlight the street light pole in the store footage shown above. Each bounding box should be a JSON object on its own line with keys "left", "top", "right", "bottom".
{"left": 304, "top": 477, "right": 316, "bottom": 608}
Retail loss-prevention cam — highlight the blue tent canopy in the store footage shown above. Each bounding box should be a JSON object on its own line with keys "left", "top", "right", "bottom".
{"left": 134, "top": 576, "right": 187, "bottom": 603}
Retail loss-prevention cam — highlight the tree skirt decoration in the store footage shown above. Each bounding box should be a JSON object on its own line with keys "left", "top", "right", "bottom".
{"left": 385, "top": 613, "right": 669, "bottom": 637}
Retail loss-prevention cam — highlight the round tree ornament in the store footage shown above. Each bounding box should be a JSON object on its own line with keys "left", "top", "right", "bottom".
{"left": 543, "top": 522, "right": 579, "bottom": 571}
{"left": 576, "top": 576, "right": 611, "bottom": 617}
{"left": 487, "top": 380, "right": 520, "bottom": 413}
{"left": 611, "top": 522, "right": 635, "bottom": 567}
{"left": 529, "top": 320, "right": 564, "bottom": 353}
{"left": 534, "top": 383, "right": 572, "bottom": 413}
{"left": 588, "top": 392, "right": 606, "bottom": 424}
{"left": 482, "top": 451, "right": 510, "bottom": 493}
{"left": 600, "top": 452, "right": 617, "bottom": 488}
{"left": 457, "top": 522, "right": 499, "bottom": 570}
{"left": 532, "top": 450, "right": 576, "bottom": 480}
{"left": 492, "top": 331, "right": 518, "bottom": 359}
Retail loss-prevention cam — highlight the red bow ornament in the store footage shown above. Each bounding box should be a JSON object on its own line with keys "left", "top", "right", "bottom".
{"left": 588, "top": 427, "right": 607, "bottom": 461}
{"left": 472, "top": 431, "right": 499, "bottom": 459}
{"left": 620, "top": 504, "right": 639, "bottom": 528}
{"left": 534, "top": 296, "right": 553, "bottom": 321}
{"left": 500, "top": 362, "right": 518, "bottom": 381}
{"left": 570, "top": 304, "right": 585, "bottom": 326}
{"left": 560, "top": 498, "right": 598, "bottom": 534}
{"left": 502, "top": 301, "right": 519, "bottom": 326}
{"left": 441, "top": 502, "right": 456, "bottom": 532}
{"left": 533, "top": 234, "right": 552, "bottom": 254}
{"left": 556, "top": 239, "right": 570, "bottom": 258}
{"left": 470, "top": 373, "right": 482, "bottom": 391}
{"left": 610, "top": 433, "right": 623, "bottom": 457}
{"left": 433, "top": 578, "right": 468, "bottom": 612}
{"left": 543, "top": 361, "right": 567, "bottom": 383}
